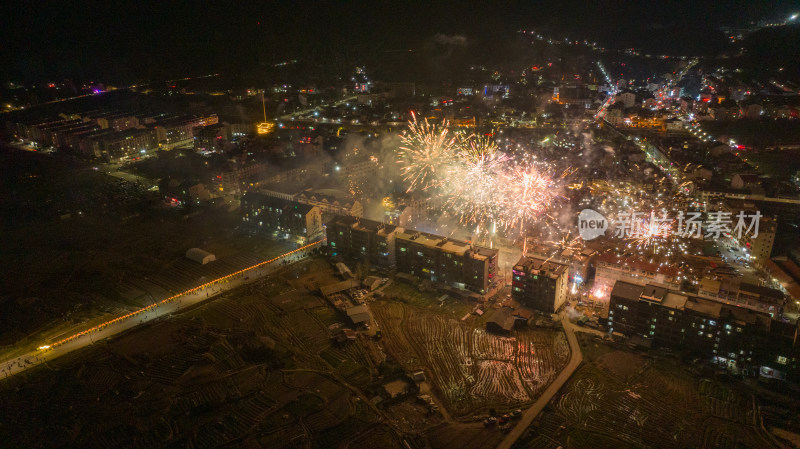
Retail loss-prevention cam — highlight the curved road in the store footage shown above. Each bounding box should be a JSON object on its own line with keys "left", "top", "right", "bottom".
{"left": 1, "top": 242, "right": 321, "bottom": 380}
{"left": 496, "top": 314, "right": 583, "bottom": 449}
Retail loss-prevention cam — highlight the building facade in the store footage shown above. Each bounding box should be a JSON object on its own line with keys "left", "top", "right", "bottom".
{"left": 608, "top": 280, "right": 797, "bottom": 377}
{"left": 511, "top": 256, "right": 569, "bottom": 313}
{"left": 241, "top": 193, "right": 322, "bottom": 244}
{"left": 326, "top": 215, "right": 398, "bottom": 269}
{"left": 326, "top": 215, "right": 497, "bottom": 293}
{"left": 394, "top": 229, "right": 498, "bottom": 294}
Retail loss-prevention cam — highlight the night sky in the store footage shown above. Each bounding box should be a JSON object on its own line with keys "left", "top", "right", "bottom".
{"left": 1, "top": 0, "right": 797, "bottom": 84}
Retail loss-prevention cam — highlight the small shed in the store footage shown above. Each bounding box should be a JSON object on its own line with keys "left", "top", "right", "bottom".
{"left": 486, "top": 308, "right": 515, "bottom": 334}
{"left": 186, "top": 248, "right": 216, "bottom": 265}
{"left": 336, "top": 328, "right": 358, "bottom": 344}
{"left": 363, "top": 276, "right": 383, "bottom": 291}
{"left": 320, "top": 279, "right": 360, "bottom": 299}
{"left": 346, "top": 304, "right": 371, "bottom": 325}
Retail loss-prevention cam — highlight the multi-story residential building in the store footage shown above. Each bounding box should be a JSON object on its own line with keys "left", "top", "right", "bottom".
{"left": 79, "top": 128, "right": 157, "bottom": 159}
{"left": 194, "top": 123, "right": 229, "bottom": 152}
{"left": 241, "top": 193, "right": 322, "bottom": 244}
{"left": 94, "top": 113, "right": 140, "bottom": 131}
{"left": 511, "top": 255, "right": 569, "bottom": 313}
{"left": 326, "top": 216, "right": 398, "bottom": 269}
{"left": 102, "top": 128, "right": 157, "bottom": 159}
{"left": 295, "top": 192, "right": 363, "bottom": 218}
{"left": 340, "top": 157, "right": 380, "bottom": 180}
{"left": 26, "top": 119, "right": 83, "bottom": 146}
{"left": 51, "top": 122, "right": 102, "bottom": 151}
{"left": 228, "top": 123, "right": 253, "bottom": 138}
{"left": 217, "top": 162, "right": 268, "bottom": 196}
{"left": 394, "top": 229, "right": 498, "bottom": 294}
{"left": 154, "top": 114, "right": 218, "bottom": 150}
{"left": 524, "top": 244, "right": 597, "bottom": 287}
{"left": 614, "top": 91, "right": 636, "bottom": 108}
{"left": 608, "top": 280, "right": 798, "bottom": 377}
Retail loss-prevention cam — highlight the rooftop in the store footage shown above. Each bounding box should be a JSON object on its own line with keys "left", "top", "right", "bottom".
{"left": 662, "top": 292, "right": 688, "bottom": 310}
{"left": 685, "top": 297, "right": 723, "bottom": 318}
{"left": 345, "top": 304, "right": 369, "bottom": 317}
{"left": 439, "top": 240, "right": 470, "bottom": 256}
{"left": 610, "top": 281, "right": 645, "bottom": 302}
{"left": 320, "top": 279, "right": 360, "bottom": 297}
{"left": 513, "top": 255, "right": 568, "bottom": 278}
{"left": 486, "top": 308, "right": 515, "bottom": 332}
{"left": 641, "top": 284, "right": 668, "bottom": 303}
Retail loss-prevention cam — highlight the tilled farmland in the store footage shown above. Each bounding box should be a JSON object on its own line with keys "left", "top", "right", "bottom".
{"left": 372, "top": 300, "right": 569, "bottom": 415}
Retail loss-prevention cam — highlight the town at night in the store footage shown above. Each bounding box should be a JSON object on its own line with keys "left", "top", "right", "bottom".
{"left": 2, "top": 2, "right": 800, "bottom": 448}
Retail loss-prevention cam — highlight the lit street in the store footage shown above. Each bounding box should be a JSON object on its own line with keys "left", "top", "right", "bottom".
{"left": 0, "top": 242, "right": 320, "bottom": 380}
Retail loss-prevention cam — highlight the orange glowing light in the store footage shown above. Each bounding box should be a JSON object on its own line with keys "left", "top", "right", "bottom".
{"left": 42, "top": 242, "right": 322, "bottom": 350}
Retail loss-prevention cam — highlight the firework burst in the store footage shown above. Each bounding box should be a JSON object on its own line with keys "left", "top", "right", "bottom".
{"left": 498, "top": 162, "right": 562, "bottom": 231}
{"left": 395, "top": 118, "right": 572, "bottom": 238}
{"left": 443, "top": 135, "right": 510, "bottom": 228}
{"left": 397, "top": 112, "right": 458, "bottom": 192}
